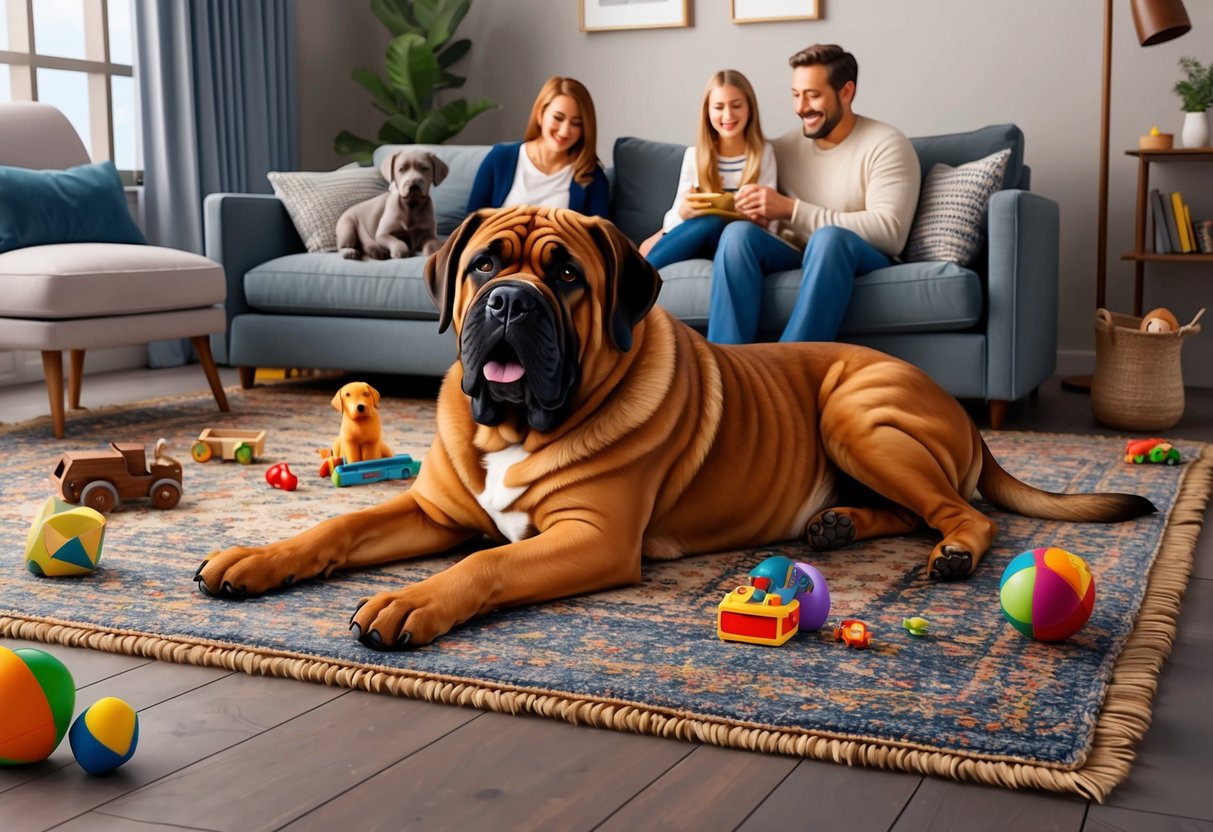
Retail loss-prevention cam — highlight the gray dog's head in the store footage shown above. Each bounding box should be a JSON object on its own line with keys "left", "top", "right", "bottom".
{"left": 380, "top": 150, "right": 449, "bottom": 202}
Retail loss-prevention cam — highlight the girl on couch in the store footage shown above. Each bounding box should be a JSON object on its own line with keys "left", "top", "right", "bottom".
{"left": 639, "top": 70, "right": 777, "bottom": 269}
{"left": 466, "top": 76, "right": 609, "bottom": 217}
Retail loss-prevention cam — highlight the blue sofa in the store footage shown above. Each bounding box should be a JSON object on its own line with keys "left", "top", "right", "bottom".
{"left": 204, "top": 124, "right": 1058, "bottom": 428}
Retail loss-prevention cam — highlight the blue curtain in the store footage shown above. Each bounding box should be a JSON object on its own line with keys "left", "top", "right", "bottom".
{"left": 135, "top": 0, "right": 298, "bottom": 367}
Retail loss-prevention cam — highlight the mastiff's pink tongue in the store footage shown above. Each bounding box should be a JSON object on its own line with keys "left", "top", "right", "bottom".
{"left": 484, "top": 360, "right": 525, "bottom": 383}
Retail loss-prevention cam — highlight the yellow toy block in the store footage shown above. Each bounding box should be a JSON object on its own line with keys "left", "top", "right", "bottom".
{"left": 25, "top": 497, "right": 106, "bottom": 577}
{"left": 717, "top": 585, "right": 801, "bottom": 646}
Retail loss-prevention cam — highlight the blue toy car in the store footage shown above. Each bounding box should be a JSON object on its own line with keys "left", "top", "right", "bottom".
{"left": 331, "top": 454, "right": 422, "bottom": 487}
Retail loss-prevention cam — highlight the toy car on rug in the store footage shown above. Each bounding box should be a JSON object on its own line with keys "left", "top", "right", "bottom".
{"left": 1124, "top": 438, "right": 1180, "bottom": 465}
{"left": 331, "top": 454, "right": 422, "bottom": 487}
{"left": 51, "top": 439, "right": 182, "bottom": 513}
{"left": 717, "top": 556, "right": 811, "bottom": 646}
{"left": 191, "top": 428, "right": 267, "bottom": 464}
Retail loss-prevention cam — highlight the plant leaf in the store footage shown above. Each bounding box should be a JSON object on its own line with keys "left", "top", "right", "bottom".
{"left": 437, "top": 38, "right": 471, "bottom": 69}
{"left": 415, "top": 111, "right": 454, "bottom": 145}
{"left": 378, "top": 121, "right": 411, "bottom": 144}
{"left": 435, "top": 71, "right": 467, "bottom": 91}
{"left": 352, "top": 68, "right": 398, "bottom": 112}
{"left": 370, "top": 0, "right": 421, "bottom": 37}
{"left": 387, "top": 113, "right": 420, "bottom": 141}
{"left": 424, "top": 0, "right": 470, "bottom": 50}
{"left": 334, "top": 130, "right": 379, "bottom": 165}
{"left": 385, "top": 33, "right": 441, "bottom": 113}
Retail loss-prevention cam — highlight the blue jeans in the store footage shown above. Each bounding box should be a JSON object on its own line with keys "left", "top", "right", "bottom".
{"left": 645, "top": 216, "right": 731, "bottom": 270}
{"left": 708, "top": 223, "right": 892, "bottom": 343}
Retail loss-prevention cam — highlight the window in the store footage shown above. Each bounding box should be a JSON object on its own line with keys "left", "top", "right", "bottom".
{"left": 0, "top": 0, "right": 139, "bottom": 182}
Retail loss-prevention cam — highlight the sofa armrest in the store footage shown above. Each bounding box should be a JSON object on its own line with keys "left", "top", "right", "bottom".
{"left": 203, "top": 193, "right": 305, "bottom": 363}
{"left": 984, "top": 189, "right": 1060, "bottom": 401}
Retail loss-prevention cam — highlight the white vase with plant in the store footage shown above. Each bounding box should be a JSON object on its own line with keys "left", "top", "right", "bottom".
{"left": 1174, "top": 57, "right": 1212, "bottom": 148}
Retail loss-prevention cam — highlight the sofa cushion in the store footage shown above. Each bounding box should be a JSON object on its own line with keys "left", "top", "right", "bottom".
{"left": 0, "top": 243, "right": 225, "bottom": 318}
{"left": 268, "top": 166, "right": 388, "bottom": 253}
{"left": 611, "top": 137, "right": 686, "bottom": 244}
{"left": 0, "top": 161, "right": 146, "bottom": 254}
{"left": 372, "top": 144, "right": 490, "bottom": 236}
{"left": 245, "top": 253, "right": 438, "bottom": 320}
{"left": 655, "top": 259, "right": 982, "bottom": 336}
{"left": 910, "top": 124, "right": 1024, "bottom": 191}
{"left": 905, "top": 149, "right": 1011, "bottom": 265}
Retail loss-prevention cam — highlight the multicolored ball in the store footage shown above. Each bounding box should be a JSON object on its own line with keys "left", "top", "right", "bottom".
{"left": 24, "top": 496, "right": 106, "bottom": 576}
{"left": 69, "top": 697, "right": 139, "bottom": 775}
{"left": 1000, "top": 547, "right": 1096, "bottom": 642}
{"left": 0, "top": 646, "right": 75, "bottom": 765}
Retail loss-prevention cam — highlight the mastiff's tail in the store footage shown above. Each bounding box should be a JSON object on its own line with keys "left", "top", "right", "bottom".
{"left": 977, "top": 439, "right": 1156, "bottom": 522}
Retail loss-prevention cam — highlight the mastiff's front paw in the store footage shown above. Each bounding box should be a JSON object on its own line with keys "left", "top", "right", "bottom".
{"left": 349, "top": 577, "right": 475, "bottom": 649}
{"left": 195, "top": 544, "right": 333, "bottom": 598}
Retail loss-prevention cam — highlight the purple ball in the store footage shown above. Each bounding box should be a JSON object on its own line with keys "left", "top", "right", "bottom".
{"left": 793, "top": 562, "right": 831, "bottom": 631}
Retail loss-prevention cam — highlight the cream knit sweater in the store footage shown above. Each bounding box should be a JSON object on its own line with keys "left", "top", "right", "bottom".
{"left": 771, "top": 115, "right": 920, "bottom": 256}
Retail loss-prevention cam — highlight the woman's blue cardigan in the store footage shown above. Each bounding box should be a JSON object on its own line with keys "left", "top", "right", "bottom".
{"left": 466, "top": 141, "right": 610, "bottom": 217}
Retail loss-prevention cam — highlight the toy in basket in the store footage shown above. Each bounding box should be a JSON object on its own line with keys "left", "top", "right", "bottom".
{"left": 191, "top": 429, "right": 267, "bottom": 464}
{"left": 331, "top": 454, "right": 422, "bottom": 487}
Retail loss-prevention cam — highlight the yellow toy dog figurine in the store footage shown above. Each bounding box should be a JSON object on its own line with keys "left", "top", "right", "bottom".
{"left": 317, "top": 382, "right": 392, "bottom": 476}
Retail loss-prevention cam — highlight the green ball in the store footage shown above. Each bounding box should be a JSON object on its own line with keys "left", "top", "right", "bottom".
{"left": 0, "top": 646, "right": 76, "bottom": 765}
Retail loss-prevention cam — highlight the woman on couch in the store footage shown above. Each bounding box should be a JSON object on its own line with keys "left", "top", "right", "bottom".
{"left": 466, "top": 76, "right": 609, "bottom": 217}
{"left": 639, "top": 70, "right": 777, "bottom": 269}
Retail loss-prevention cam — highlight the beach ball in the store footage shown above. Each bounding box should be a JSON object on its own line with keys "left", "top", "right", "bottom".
{"left": 69, "top": 696, "right": 139, "bottom": 775}
{"left": 0, "top": 646, "right": 76, "bottom": 765}
{"left": 1000, "top": 547, "right": 1096, "bottom": 642}
{"left": 24, "top": 496, "right": 106, "bottom": 576}
{"left": 793, "top": 562, "right": 832, "bottom": 631}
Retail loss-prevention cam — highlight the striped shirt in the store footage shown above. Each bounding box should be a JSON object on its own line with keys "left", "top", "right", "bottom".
{"left": 662, "top": 142, "right": 777, "bottom": 232}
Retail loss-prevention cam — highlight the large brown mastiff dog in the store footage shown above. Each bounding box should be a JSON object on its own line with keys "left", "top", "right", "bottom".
{"left": 197, "top": 206, "right": 1154, "bottom": 648}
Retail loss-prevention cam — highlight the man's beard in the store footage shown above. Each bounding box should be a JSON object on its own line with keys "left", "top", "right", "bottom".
{"left": 801, "top": 108, "right": 841, "bottom": 140}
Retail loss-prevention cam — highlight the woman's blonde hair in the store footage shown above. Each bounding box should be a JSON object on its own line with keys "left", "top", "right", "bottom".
{"left": 523, "top": 76, "right": 599, "bottom": 187}
{"left": 695, "top": 70, "right": 765, "bottom": 194}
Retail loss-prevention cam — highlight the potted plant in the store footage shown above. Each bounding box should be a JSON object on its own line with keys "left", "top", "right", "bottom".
{"left": 1173, "top": 57, "right": 1212, "bottom": 148}
{"left": 335, "top": 0, "right": 496, "bottom": 164}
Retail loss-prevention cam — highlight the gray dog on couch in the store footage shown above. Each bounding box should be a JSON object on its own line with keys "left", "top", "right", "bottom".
{"left": 337, "top": 149, "right": 448, "bottom": 260}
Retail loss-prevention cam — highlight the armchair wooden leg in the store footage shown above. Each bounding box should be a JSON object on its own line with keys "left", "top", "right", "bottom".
{"left": 988, "top": 400, "right": 1008, "bottom": 431}
{"left": 41, "top": 350, "right": 66, "bottom": 439}
{"left": 68, "top": 349, "right": 85, "bottom": 410}
{"left": 191, "top": 336, "right": 230, "bottom": 412}
{"left": 238, "top": 366, "right": 256, "bottom": 389}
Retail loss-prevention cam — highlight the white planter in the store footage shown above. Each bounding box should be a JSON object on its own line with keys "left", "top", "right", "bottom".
{"left": 1180, "top": 110, "right": 1210, "bottom": 148}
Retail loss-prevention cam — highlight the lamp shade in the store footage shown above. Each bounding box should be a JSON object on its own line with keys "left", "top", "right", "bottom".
{"left": 1131, "top": 0, "right": 1190, "bottom": 46}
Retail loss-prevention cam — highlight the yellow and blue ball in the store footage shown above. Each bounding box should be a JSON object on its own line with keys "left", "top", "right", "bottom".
{"left": 0, "top": 646, "right": 75, "bottom": 765}
{"left": 69, "top": 696, "right": 139, "bottom": 775}
{"left": 999, "top": 547, "right": 1096, "bottom": 642}
{"left": 25, "top": 496, "right": 106, "bottom": 577}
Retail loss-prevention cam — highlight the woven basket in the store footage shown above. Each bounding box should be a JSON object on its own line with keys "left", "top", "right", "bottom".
{"left": 1091, "top": 308, "right": 1204, "bottom": 431}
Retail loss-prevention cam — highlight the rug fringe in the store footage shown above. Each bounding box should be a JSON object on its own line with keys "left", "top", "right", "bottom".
{"left": 3, "top": 440, "right": 1209, "bottom": 803}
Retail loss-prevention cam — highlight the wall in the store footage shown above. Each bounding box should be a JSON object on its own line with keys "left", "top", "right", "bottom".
{"left": 296, "top": 0, "right": 1213, "bottom": 387}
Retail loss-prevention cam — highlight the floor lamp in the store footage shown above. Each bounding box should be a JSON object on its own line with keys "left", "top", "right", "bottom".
{"left": 1062, "top": 0, "right": 1191, "bottom": 394}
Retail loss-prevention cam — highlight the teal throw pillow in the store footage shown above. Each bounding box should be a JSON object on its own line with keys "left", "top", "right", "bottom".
{"left": 0, "top": 161, "right": 147, "bottom": 254}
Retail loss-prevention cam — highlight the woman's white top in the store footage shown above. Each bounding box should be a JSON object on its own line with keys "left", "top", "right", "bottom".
{"left": 661, "top": 141, "right": 778, "bottom": 231}
{"left": 502, "top": 146, "right": 575, "bottom": 209}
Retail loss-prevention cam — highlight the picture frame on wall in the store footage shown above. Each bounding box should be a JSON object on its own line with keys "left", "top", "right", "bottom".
{"left": 731, "top": 0, "right": 819, "bottom": 24}
{"left": 580, "top": 0, "right": 691, "bottom": 32}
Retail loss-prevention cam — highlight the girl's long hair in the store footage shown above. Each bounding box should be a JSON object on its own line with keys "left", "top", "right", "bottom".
{"left": 523, "top": 76, "right": 600, "bottom": 187}
{"left": 695, "top": 70, "right": 765, "bottom": 194}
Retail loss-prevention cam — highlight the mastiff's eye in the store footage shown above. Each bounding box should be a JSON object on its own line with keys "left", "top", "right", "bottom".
{"left": 472, "top": 255, "right": 495, "bottom": 274}
{"left": 557, "top": 263, "right": 580, "bottom": 283}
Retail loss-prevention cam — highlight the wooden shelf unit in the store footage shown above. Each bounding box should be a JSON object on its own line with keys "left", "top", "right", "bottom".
{"left": 1118, "top": 147, "right": 1213, "bottom": 315}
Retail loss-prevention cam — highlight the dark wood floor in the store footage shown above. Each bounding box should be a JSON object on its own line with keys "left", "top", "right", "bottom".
{"left": 1, "top": 374, "right": 1211, "bottom": 832}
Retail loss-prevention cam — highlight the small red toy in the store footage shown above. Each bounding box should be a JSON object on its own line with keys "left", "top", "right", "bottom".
{"left": 1124, "top": 438, "right": 1180, "bottom": 465}
{"left": 833, "top": 619, "right": 872, "bottom": 649}
{"left": 265, "top": 462, "right": 298, "bottom": 491}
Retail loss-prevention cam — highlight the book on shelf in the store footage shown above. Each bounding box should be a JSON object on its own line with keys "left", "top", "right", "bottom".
{"left": 1170, "top": 192, "right": 1193, "bottom": 253}
{"left": 1163, "top": 191, "right": 1182, "bottom": 252}
{"left": 1150, "top": 189, "right": 1171, "bottom": 253}
{"left": 1196, "top": 219, "right": 1213, "bottom": 254}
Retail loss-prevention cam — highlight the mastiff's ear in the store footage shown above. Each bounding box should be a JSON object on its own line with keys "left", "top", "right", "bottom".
{"left": 378, "top": 151, "right": 399, "bottom": 184}
{"left": 587, "top": 219, "right": 662, "bottom": 353}
{"left": 428, "top": 152, "right": 449, "bottom": 187}
{"left": 424, "top": 210, "right": 488, "bottom": 334}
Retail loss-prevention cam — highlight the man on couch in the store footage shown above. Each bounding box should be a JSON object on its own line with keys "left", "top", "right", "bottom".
{"left": 711, "top": 44, "right": 921, "bottom": 344}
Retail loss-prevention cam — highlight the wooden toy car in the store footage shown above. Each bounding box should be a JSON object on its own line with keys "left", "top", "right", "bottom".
{"left": 833, "top": 619, "right": 872, "bottom": 649}
{"left": 52, "top": 439, "right": 183, "bottom": 513}
{"left": 717, "top": 585, "right": 801, "bottom": 646}
{"left": 331, "top": 454, "right": 422, "bottom": 487}
{"left": 191, "top": 428, "right": 267, "bottom": 464}
{"left": 1124, "top": 438, "right": 1180, "bottom": 465}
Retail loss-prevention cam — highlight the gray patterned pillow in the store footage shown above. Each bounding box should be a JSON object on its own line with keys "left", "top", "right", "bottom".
{"left": 905, "top": 149, "right": 1011, "bottom": 265}
{"left": 267, "top": 166, "right": 388, "bottom": 252}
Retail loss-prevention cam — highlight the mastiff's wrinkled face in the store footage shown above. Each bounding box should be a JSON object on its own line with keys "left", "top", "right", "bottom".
{"left": 424, "top": 206, "right": 662, "bottom": 432}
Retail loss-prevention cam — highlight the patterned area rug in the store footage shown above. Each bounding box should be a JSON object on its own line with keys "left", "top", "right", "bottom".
{"left": 1, "top": 382, "right": 1209, "bottom": 801}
